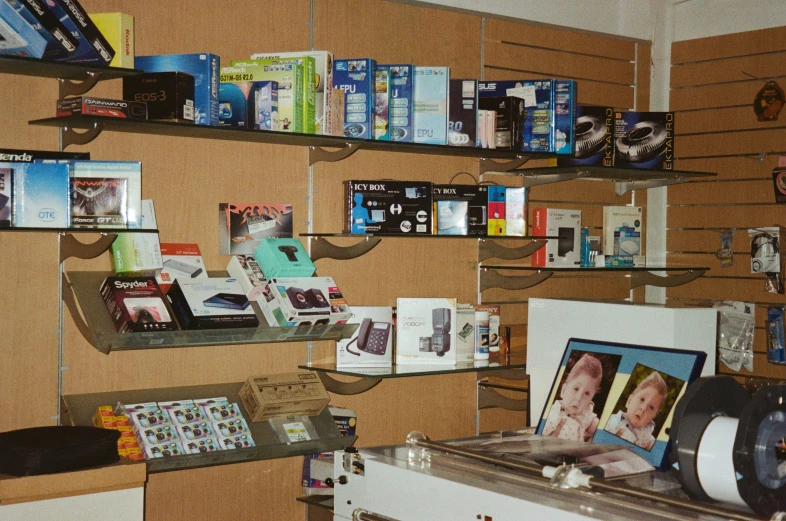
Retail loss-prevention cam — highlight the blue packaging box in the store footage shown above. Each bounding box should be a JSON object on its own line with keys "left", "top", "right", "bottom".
{"left": 10, "top": 161, "right": 69, "bottom": 228}
{"left": 557, "top": 105, "right": 614, "bottom": 167}
{"left": 70, "top": 160, "right": 142, "bottom": 228}
{"left": 0, "top": 0, "right": 47, "bottom": 58}
{"left": 553, "top": 80, "right": 576, "bottom": 155}
{"left": 136, "top": 54, "right": 220, "bottom": 126}
{"left": 613, "top": 111, "right": 675, "bottom": 170}
{"left": 218, "top": 77, "right": 278, "bottom": 130}
{"left": 768, "top": 306, "right": 786, "bottom": 365}
{"left": 414, "top": 66, "right": 449, "bottom": 145}
{"left": 478, "top": 80, "right": 553, "bottom": 153}
{"left": 333, "top": 59, "right": 376, "bottom": 140}
{"left": 378, "top": 65, "right": 413, "bottom": 142}
{"left": 373, "top": 66, "right": 390, "bottom": 140}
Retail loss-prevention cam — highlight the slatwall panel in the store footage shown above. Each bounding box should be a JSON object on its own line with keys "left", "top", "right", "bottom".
{"left": 670, "top": 28, "right": 786, "bottom": 382}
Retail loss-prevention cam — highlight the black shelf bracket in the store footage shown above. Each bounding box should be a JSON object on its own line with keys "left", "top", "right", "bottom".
{"left": 629, "top": 269, "right": 706, "bottom": 290}
{"left": 478, "top": 239, "right": 548, "bottom": 262}
{"left": 478, "top": 155, "right": 533, "bottom": 175}
{"left": 58, "top": 71, "right": 103, "bottom": 99}
{"left": 62, "top": 122, "right": 104, "bottom": 149}
{"left": 59, "top": 233, "right": 116, "bottom": 263}
{"left": 309, "top": 143, "right": 362, "bottom": 165}
{"left": 477, "top": 383, "right": 528, "bottom": 411}
{"left": 615, "top": 177, "right": 689, "bottom": 196}
{"left": 61, "top": 272, "right": 104, "bottom": 354}
{"left": 308, "top": 236, "right": 382, "bottom": 262}
{"left": 480, "top": 268, "right": 553, "bottom": 292}
{"left": 315, "top": 372, "right": 383, "bottom": 395}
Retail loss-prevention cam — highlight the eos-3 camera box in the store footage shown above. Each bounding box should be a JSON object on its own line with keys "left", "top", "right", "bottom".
{"left": 396, "top": 297, "right": 458, "bottom": 365}
{"left": 258, "top": 276, "right": 351, "bottom": 327}
{"left": 240, "top": 372, "right": 330, "bottom": 422}
{"left": 123, "top": 71, "right": 194, "bottom": 122}
{"left": 333, "top": 58, "right": 376, "bottom": 139}
{"left": 345, "top": 180, "right": 432, "bottom": 235}
{"left": 432, "top": 184, "right": 487, "bottom": 236}
{"left": 557, "top": 105, "right": 614, "bottom": 167}
{"left": 166, "top": 277, "right": 259, "bottom": 330}
{"left": 100, "top": 276, "right": 178, "bottom": 332}
{"left": 531, "top": 208, "right": 582, "bottom": 268}
{"left": 613, "top": 111, "right": 674, "bottom": 170}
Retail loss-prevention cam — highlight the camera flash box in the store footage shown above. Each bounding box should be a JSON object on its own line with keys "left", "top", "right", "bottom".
{"left": 396, "top": 298, "right": 458, "bottom": 365}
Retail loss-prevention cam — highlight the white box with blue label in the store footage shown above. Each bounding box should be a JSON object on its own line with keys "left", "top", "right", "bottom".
{"left": 135, "top": 53, "right": 220, "bottom": 126}
{"left": 378, "top": 64, "right": 413, "bottom": 142}
{"left": 414, "top": 66, "right": 449, "bottom": 145}
{"left": 479, "top": 80, "right": 553, "bottom": 153}
{"left": 333, "top": 59, "right": 376, "bottom": 140}
{"left": 10, "top": 161, "right": 69, "bottom": 228}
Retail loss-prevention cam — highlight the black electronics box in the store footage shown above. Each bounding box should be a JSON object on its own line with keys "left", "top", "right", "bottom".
{"left": 166, "top": 278, "right": 260, "bottom": 330}
{"left": 478, "top": 96, "right": 525, "bottom": 150}
{"left": 71, "top": 177, "right": 127, "bottom": 227}
{"left": 557, "top": 105, "right": 614, "bottom": 167}
{"left": 56, "top": 97, "right": 147, "bottom": 120}
{"left": 0, "top": 149, "right": 89, "bottom": 161}
{"left": 432, "top": 184, "right": 488, "bottom": 236}
{"left": 123, "top": 72, "right": 196, "bottom": 123}
{"left": 448, "top": 79, "right": 478, "bottom": 148}
{"left": 345, "top": 180, "right": 432, "bottom": 235}
{"left": 613, "top": 111, "right": 674, "bottom": 170}
{"left": 100, "top": 277, "right": 179, "bottom": 333}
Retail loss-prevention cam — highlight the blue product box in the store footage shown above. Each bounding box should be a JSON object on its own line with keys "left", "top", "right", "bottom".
{"left": 768, "top": 306, "right": 786, "bottom": 365}
{"left": 254, "top": 238, "right": 315, "bottom": 278}
{"left": 414, "top": 66, "right": 449, "bottom": 145}
{"left": 378, "top": 65, "right": 413, "bottom": 142}
{"left": 0, "top": 0, "right": 47, "bottom": 58}
{"left": 10, "top": 161, "right": 69, "bottom": 228}
{"left": 553, "top": 80, "right": 576, "bottom": 155}
{"left": 6, "top": 0, "right": 78, "bottom": 60}
{"left": 333, "top": 59, "right": 376, "bottom": 140}
{"left": 43, "top": 0, "right": 113, "bottom": 65}
{"left": 478, "top": 80, "right": 553, "bottom": 153}
{"left": 373, "top": 66, "right": 390, "bottom": 140}
{"left": 557, "top": 105, "right": 614, "bottom": 167}
{"left": 613, "top": 111, "right": 675, "bottom": 170}
{"left": 218, "top": 76, "right": 278, "bottom": 130}
{"left": 136, "top": 54, "right": 220, "bottom": 126}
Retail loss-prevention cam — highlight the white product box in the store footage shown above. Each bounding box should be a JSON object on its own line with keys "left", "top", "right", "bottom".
{"left": 602, "top": 206, "right": 643, "bottom": 256}
{"left": 396, "top": 298, "right": 458, "bottom": 365}
{"left": 505, "top": 187, "right": 526, "bottom": 237}
{"left": 156, "top": 243, "right": 207, "bottom": 292}
{"left": 531, "top": 208, "right": 582, "bottom": 268}
{"left": 337, "top": 306, "right": 394, "bottom": 368}
{"left": 413, "top": 66, "right": 449, "bottom": 145}
{"left": 227, "top": 255, "right": 268, "bottom": 301}
{"left": 259, "top": 276, "right": 351, "bottom": 327}
{"left": 474, "top": 305, "right": 500, "bottom": 354}
{"left": 455, "top": 304, "right": 476, "bottom": 362}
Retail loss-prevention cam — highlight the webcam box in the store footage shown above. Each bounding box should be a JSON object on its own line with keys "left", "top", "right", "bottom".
{"left": 123, "top": 71, "right": 194, "bottom": 122}
{"left": 226, "top": 254, "right": 267, "bottom": 301}
{"left": 396, "top": 298, "right": 458, "bottom": 365}
{"left": 56, "top": 96, "right": 147, "bottom": 119}
{"left": 100, "top": 276, "right": 178, "bottom": 333}
{"left": 602, "top": 206, "right": 643, "bottom": 256}
{"left": 337, "top": 306, "right": 394, "bottom": 368}
{"left": 531, "top": 208, "right": 582, "bottom": 268}
{"left": 135, "top": 53, "right": 220, "bottom": 126}
{"left": 613, "top": 111, "right": 674, "bottom": 170}
{"left": 333, "top": 58, "right": 376, "bottom": 139}
{"left": 448, "top": 79, "right": 478, "bottom": 147}
{"left": 378, "top": 64, "right": 414, "bottom": 142}
{"left": 166, "top": 277, "right": 259, "bottom": 330}
{"left": 344, "top": 180, "right": 432, "bottom": 235}
{"left": 479, "top": 96, "right": 525, "bottom": 150}
{"left": 244, "top": 54, "right": 315, "bottom": 134}
{"left": 259, "top": 276, "right": 351, "bottom": 328}
{"left": 478, "top": 80, "right": 553, "bottom": 153}
{"left": 9, "top": 161, "right": 69, "bottom": 228}
{"left": 432, "top": 184, "right": 487, "bottom": 236}
{"left": 557, "top": 105, "right": 614, "bottom": 167}
{"left": 228, "top": 59, "right": 303, "bottom": 133}
{"left": 156, "top": 243, "right": 207, "bottom": 293}
{"left": 553, "top": 80, "right": 577, "bottom": 155}
{"left": 240, "top": 372, "right": 330, "bottom": 422}
{"left": 254, "top": 237, "right": 315, "bottom": 278}
{"left": 414, "top": 66, "right": 449, "bottom": 145}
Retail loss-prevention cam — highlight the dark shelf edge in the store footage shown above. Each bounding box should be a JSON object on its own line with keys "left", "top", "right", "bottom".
{"left": 0, "top": 55, "right": 140, "bottom": 80}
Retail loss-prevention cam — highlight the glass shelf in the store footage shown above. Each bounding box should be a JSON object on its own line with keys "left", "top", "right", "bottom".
{"left": 481, "top": 264, "right": 709, "bottom": 272}
{"left": 0, "top": 227, "right": 158, "bottom": 233}
{"left": 60, "top": 382, "right": 355, "bottom": 474}
{"left": 297, "top": 495, "right": 334, "bottom": 508}
{"left": 0, "top": 55, "right": 140, "bottom": 80}
{"left": 301, "top": 359, "right": 526, "bottom": 379}
{"left": 64, "top": 271, "right": 358, "bottom": 354}
{"left": 302, "top": 233, "right": 556, "bottom": 240}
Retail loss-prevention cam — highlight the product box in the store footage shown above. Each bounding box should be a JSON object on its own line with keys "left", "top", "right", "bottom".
{"left": 414, "top": 66, "right": 449, "bottom": 145}
{"left": 373, "top": 66, "right": 390, "bottom": 140}
{"left": 531, "top": 208, "right": 582, "bottom": 267}
{"left": 602, "top": 206, "right": 643, "bottom": 256}
{"left": 448, "top": 79, "right": 477, "bottom": 147}
{"left": 110, "top": 232, "right": 163, "bottom": 277}
{"left": 557, "top": 105, "right": 614, "bottom": 167}
{"left": 228, "top": 59, "right": 303, "bottom": 133}
{"left": 218, "top": 75, "right": 278, "bottom": 130}
{"left": 70, "top": 161, "right": 142, "bottom": 228}
{"left": 0, "top": 149, "right": 89, "bottom": 162}
{"left": 166, "top": 277, "right": 259, "bottom": 330}
{"left": 302, "top": 406, "right": 356, "bottom": 495}
{"left": 396, "top": 297, "right": 458, "bottom": 365}
{"left": 0, "top": 167, "right": 12, "bottom": 227}
{"left": 10, "top": 161, "right": 69, "bottom": 228}
{"left": 8, "top": 0, "right": 79, "bottom": 59}
{"left": 251, "top": 51, "right": 334, "bottom": 135}
{"left": 455, "top": 304, "right": 476, "bottom": 362}
{"left": 226, "top": 255, "right": 267, "bottom": 301}
{"left": 478, "top": 80, "right": 553, "bottom": 153}
{"left": 505, "top": 187, "right": 527, "bottom": 237}
{"left": 135, "top": 53, "right": 220, "bottom": 126}
{"left": 123, "top": 72, "right": 194, "bottom": 122}
{"left": 247, "top": 53, "right": 316, "bottom": 134}
{"left": 182, "top": 438, "right": 220, "bottom": 454}
{"left": 330, "top": 87, "right": 345, "bottom": 137}
{"left": 337, "top": 306, "right": 394, "bottom": 367}
{"left": 487, "top": 185, "right": 506, "bottom": 237}
{"left": 219, "top": 434, "right": 255, "bottom": 450}
{"left": 474, "top": 305, "right": 500, "bottom": 354}
{"left": 220, "top": 202, "right": 294, "bottom": 255}
{"left": 254, "top": 238, "right": 315, "bottom": 278}
{"left": 70, "top": 176, "right": 127, "bottom": 228}
{"left": 553, "top": 80, "right": 577, "bottom": 155}
{"left": 144, "top": 441, "right": 185, "bottom": 459}
{"left": 89, "top": 12, "right": 133, "bottom": 69}
{"left": 156, "top": 243, "right": 207, "bottom": 292}
{"left": 259, "top": 276, "right": 351, "bottom": 327}
{"left": 56, "top": 96, "right": 147, "bottom": 119}
{"left": 344, "top": 180, "right": 432, "bottom": 235}
{"left": 613, "top": 111, "right": 675, "bottom": 170}
{"left": 239, "top": 372, "right": 330, "bottom": 422}
{"left": 0, "top": 0, "right": 47, "bottom": 58}
{"left": 378, "top": 64, "right": 413, "bottom": 142}
{"left": 333, "top": 58, "right": 376, "bottom": 139}
{"left": 479, "top": 96, "right": 525, "bottom": 150}
{"left": 44, "top": 0, "right": 114, "bottom": 65}
{"left": 100, "top": 276, "right": 178, "bottom": 333}
{"left": 432, "top": 184, "right": 487, "bottom": 236}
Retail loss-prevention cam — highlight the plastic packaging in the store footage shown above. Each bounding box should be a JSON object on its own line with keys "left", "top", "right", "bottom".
{"left": 474, "top": 311, "right": 489, "bottom": 360}
{"left": 714, "top": 301, "right": 755, "bottom": 372}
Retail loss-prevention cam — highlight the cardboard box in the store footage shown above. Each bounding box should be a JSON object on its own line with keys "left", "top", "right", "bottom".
{"left": 100, "top": 276, "right": 178, "bottom": 332}
{"left": 531, "top": 208, "right": 582, "bottom": 267}
{"left": 557, "top": 105, "right": 614, "bottom": 167}
{"left": 226, "top": 254, "right": 267, "bottom": 301}
{"left": 333, "top": 58, "right": 376, "bottom": 139}
{"left": 247, "top": 53, "right": 316, "bottom": 134}
{"left": 396, "top": 298, "right": 458, "bottom": 365}
{"left": 414, "top": 66, "right": 449, "bottom": 145}
{"left": 337, "top": 306, "right": 394, "bottom": 367}
{"left": 56, "top": 96, "right": 147, "bottom": 119}
{"left": 123, "top": 72, "right": 194, "bottom": 122}
{"left": 613, "top": 111, "right": 674, "bottom": 170}
{"left": 11, "top": 161, "right": 69, "bottom": 228}
{"left": 89, "top": 12, "right": 133, "bottom": 69}
{"left": 378, "top": 64, "right": 413, "bottom": 142}
{"left": 110, "top": 236, "right": 162, "bottom": 276}
{"left": 487, "top": 185, "right": 506, "bottom": 237}
{"left": 602, "top": 206, "right": 643, "bottom": 256}
{"left": 166, "top": 277, "right": 259, "bottom": 330}
{"left": 478, "top": 80, "right": 553, "bottom": 153}
{"left": 553, "top": 79, "right": 577, "bottom": 155}
{"left": 254, "top": 237, "right": 315, "bottom": 278}
{"left": 455, "top": 304, "right": 476, "bottom": 362}
{"left": 156, "top": 243, "right": 207, "bottom": 292}
{"left": 218, "top": 76, "right": 279, "bottom": 129}
{"left": 330, "top": 87, "right": 345, "bottom": 137}
{"left": 448, "top": 79, "right": 477, "bottom": 147}
{"left": 239, "top": 372, "right": 330, "bottom": 422}
{"left": 474, "top": 305, "right": 500, "bottom": 354}
{"left": 258, "top": 276, "right": 351, "bottom": 327}
{"left": 228, "top": 59, "right": 303, "bottom": 133}
{"left": 344, "top": 180, "right": 432, "bottom": 235}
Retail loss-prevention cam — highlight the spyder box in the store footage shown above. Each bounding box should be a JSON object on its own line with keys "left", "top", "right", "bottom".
{"left": 100, "top": 277, "right": 178, "bottom": 333}
{"left": 123, "top": 72, "right": 195, "bottom": 122}
{"left": 345, "top": 180, "right": 432, "bottom": 235}
{"left": 166, "top": 278, "right": 259, "bottom": 330}
{"left": 56, "top": 96, "right": 147, "bottom": 119}
{"left": 613, "top": 111, "right": 674, "bottom": 170}
{"left": 433, "top": 184, "right": 488, "bottom": 236}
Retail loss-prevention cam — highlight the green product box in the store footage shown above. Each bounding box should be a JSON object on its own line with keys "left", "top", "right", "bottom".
{"left": 247, "top": 54, "right": 316, "bottom": 134}
{"left": 253, "top": 238, "right": 315, "bottom": 278}
{"left": 228, "top": 59, "right": 304, "bottom": 133}
{"left": 111, "top": 232, "right": 163, "bottom": 277}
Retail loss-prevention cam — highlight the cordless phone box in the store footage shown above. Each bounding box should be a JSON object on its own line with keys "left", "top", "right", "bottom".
{"left": 396, "top": 298, "right": 458, "bottom": 365}
{"left": 337, "top": 306, "right": 394, "bottom": 367}
{"left": 253, "top": 237, "right": 315, "bottom": 278}
{"left": 259, "top": 276, "right": 351, "bottom": 327}
{"left": 531, "top": 208, "right": 582, "bottom": 267}
{"left": 155, "top": 243, "right": 207, "bottom": 293}
{"left": 100, "top": 277, "right": 178, "bottom": 333}
{"left": 166, "top": 278, "right": 259, "bottom": 330}
{"left": 344, "top": 180, "right": 432, "bottom": 235}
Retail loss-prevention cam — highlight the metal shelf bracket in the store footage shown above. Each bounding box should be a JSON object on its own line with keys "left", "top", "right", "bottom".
{"left": 629, "top": 269, "right": 706, "bottom": 290}
{"left": 62, "top": 122, "right": 104, "bottom": 149}
{"left": 61, "top": 272, "right": 104, "bottom": 354}
{"left": 309, "top": 143, "right": 362, "bottom": 165}
{"left": 478, "top": 239, "right": 548, "bottom": 262}
{"left": 479, "top": 268, "right": 553, "bottom": 292}
{"left": 59, "top": 233, "right": 116, "bottom": 263}
{"left": 308, "top": 236, "right": 382, "bottom": 262}
{"left": 478, "top": 155, "right": 533, "bottom": 175}
{"left": 315, "top": 372, "right": 382, "bottom": 395}
{"left": 615, "top": 177, "right": 688, "bottom": 196}
{"left": 58, "top": 71, "right": 103, "bottom": 99}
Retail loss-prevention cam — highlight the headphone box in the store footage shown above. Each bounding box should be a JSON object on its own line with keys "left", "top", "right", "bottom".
{"left": 239, "top": 372, "right": 330, "bottom": 422}
{"left": 257, "top": 276, "right": 351, "bottom": 327}
{"left": 253, "top": 237, "right": 315, "bottom": 278}
{"left": 100, "top": 276, "right": 178, "bottom": 332}
{"left": 337, "top": 306, "right": 394, "bottom": 368}
{"left": 344, "top": 180, "right": 433, "bottom": 235}
{"left": 166, "top": 277, "right": 259, "bottom": 330}
{"left": 531, "top": 208, "right": 582, "bottom": 268}
{"left": 396, "top": 298, "right": 458, "bottom": 365}
{"left": 557, "top": 105, "right": 614, "bottom": 167}
{"left": 122, "top": 71, "right": 195, "bottom": 122}
{"left": 613, "top": 111, "right": 674, "bottom": 170}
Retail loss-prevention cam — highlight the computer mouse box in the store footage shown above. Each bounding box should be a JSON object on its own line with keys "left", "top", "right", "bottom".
{"left": 258, "top": 276, "right": 351, "bottom": 327}
{"left": 166, "top": 277, "right": 259, "bottom": 330}
{"left": 344, "top": 180, "right": 432, "bottom": 235}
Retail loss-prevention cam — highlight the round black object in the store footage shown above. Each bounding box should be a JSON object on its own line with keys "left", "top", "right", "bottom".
{"left": 734, "top": 383, "right": 786, "bottom": 516}
{"left": 0, "top": 426, "right": 120, "bottom": 476}
{"left": 615, "top": 121, "right": 668, "bottom": 163}
{"left": 669, "top": 376, "right": 749, "bottom": 500}
{"left": 574, "top": 115, "right": 607, "bottom": 158}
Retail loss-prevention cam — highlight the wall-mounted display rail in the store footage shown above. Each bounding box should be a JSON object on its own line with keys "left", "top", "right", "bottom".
{"left": 61, "top": 381, "right": 354, "bottom": 474}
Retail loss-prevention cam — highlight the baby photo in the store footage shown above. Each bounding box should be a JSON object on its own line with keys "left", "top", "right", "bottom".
{"left": 603, "top": 364, "right": 684, "bottom": 451}
{"left": 541, "top": 350, "right": 622, "bottom": 442}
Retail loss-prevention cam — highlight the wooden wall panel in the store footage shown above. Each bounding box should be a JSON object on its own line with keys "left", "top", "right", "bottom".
{"left": 671, "top": 51, "right": 786, "bottom": 88}
{"left": 676, "top": 106, "right": 786, "bottom": 135}
{"left": 672, "top": 26, "right": 786, "bottom": 64}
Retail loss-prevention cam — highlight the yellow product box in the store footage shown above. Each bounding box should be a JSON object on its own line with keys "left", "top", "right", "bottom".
{"left": 89, "top": 13, "right": 135, "bottom": 69}
{"left": 240, "top": 372, "right": 330, "bottom": 422}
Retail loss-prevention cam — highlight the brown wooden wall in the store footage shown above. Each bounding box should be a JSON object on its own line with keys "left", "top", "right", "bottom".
{"left": 670, "top": 27, "right": 786, "bottom": 380}
{"left": 0, "top": 2, "right": 649, "bottom": 520}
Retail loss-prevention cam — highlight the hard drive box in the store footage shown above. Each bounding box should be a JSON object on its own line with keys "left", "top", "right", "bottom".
{"left": 432, "top": 184, "right": 488, "bottom": 236}
{"left": 345, "top": 180, "right": 432, "bottom": 235}
{"left": 531, "top": 208, "right": 582, "bottom": 267}
{"left": 378, "top": 64, "right": 413, "bottom": 142}
{"left": 613, "top": 111, "right": 674, "bottom": 170}
{"left": 100, "top": 277, "right": 178, "bottom": 333}
{"left": 557, "top": 105, "right": 614, "bottom": 167}
{"left": 56, "top": 96, "right": 147, "bottom": 120}
{"left": 122, "top": 72, "right": 195, "bottom": 122}
{"left": 448, "top": 79, "right": 478, "bottom": 147}
{"left": 413, "top": 66, "right": 449, "bottom": 145}
{"left": 253, "top": 237, "right": 315, "bottom": 279}
{"left": 333, "top": 58, "right": 376, "bottom": 140}
{"left": 156, "top": 243, "right": 207, "bottom": 292}
{"left": 166, "top": 278, "right": 259, "bottom": 330}
{"left": 258, "top": 276, "right": 351, "bottom": 327}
